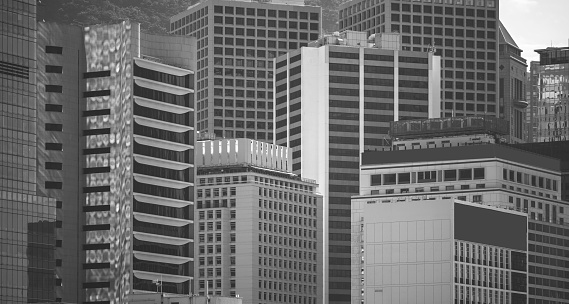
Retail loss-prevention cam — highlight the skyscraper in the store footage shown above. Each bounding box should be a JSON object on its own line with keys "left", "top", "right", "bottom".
{"left": 338, "top": 0, "right": 502, "bottom": 118}
{"left": 528, "top": 47, "right": 569, "bottom": 142}
{"left": 170, "top": 0, "right": 321, "bottom": 142}
{"left": 36, "top": 21, "right": 197, "bottom": 303}
{"left": 195, "top": 138, "right": 324, "bottom": 303}
{"left": 1, "top": 0, "right": 57, "bottom": 302}
{"left": 274, "top": 31, "right": 440, "bottom": 303}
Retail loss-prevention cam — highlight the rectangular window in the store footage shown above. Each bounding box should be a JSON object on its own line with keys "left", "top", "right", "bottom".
{"left": 444, "top": 169, "right": 457, "bottom": 181}
{"left": 383, "top": 174, "right": 396, "bottom": 185}
{"left": 370, "top": 174, "right": 381, "bottom": 186}
{"left": 45, "top": 181, "right": 63, "bottom": 189}
{"left": 45, "top": 46, "right": 63, "bottom": 54}
{"left": 418, "top": 171, "right": 436, "bottom": 183}
{"left": 45, "top": 85, "right": 63, "bottom": 93}
{"left": 46, "top": 143, "right": 63, "bottom": 151}
{"left": 45, "top": 162, "right": 63, "bottom": 170}
{"left": 45, "top": 123, "right": 63, "bottom": 131}
{"left": 398, "top": 173, "right": 411, "bottom": 184}
{"left": 45, "top": 104, "right": 63, "bottom": 112}
{"left": 458, "top": 169, "right": 472, "bottom": 180}
{"left": 473, "top": 168, "right": 485, "bottom": 180}
{"left": 45, "top": 65, "right": 63, "bottom": 73}
{"left": 83, "top": 70, "right": 111, "bottom": 78}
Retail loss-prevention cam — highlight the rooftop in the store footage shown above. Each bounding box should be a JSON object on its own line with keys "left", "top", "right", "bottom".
{"left": 389, "top": 116, "right": 509, "bottom": 140}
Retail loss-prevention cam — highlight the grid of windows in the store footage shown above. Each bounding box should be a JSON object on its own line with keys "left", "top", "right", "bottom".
{"left": 339, "top": 0, "right": 499, "bottom": 117}
{"left": 171, "top": 1, "right": 320, "bottom": 142}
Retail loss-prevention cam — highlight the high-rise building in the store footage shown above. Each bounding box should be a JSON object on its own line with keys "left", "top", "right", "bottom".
{"left": 351, "top": 198, "right": 528, "bottom": 304}
{"left": 338, "top": 0, "right": 504, "bottom": 118}
{"left": 274, "top": 31, "right": 440, "bottom": 303}
{"left": 169, "top": 0, "right": 322, "bottom": 142}
{"left": 528, "top": 47, "right": 569, "bottom": 142}
{"left": 195, "top": 138, "right": 324, "bottom": 304}
{"left": 358, "top": 117, "right": 569, "bottom": 304}
{"left": 36, "top": 21, "right": 197, "bottom": 303}
{"left": 498, "top": 21, "right": 527, "bottom": 143}
{"left": 1, "top": 1, "right": 58, "bottom": 303}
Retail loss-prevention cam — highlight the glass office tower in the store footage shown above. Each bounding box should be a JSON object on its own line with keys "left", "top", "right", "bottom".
{"left": 1, "top": 0, "right": 57, "bottom": 303}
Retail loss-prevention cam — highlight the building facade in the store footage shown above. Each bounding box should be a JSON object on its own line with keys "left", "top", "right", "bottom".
{"left": 195, "top": 139, "right": 324, "bottom": 304}
{"left": 170, "top": 0, "right": 321, "bottom": 142}
{"left": 1, "top": 0, "right": 58, "bottom": 303}
{"left": 498, "top": 21, "right": 527, "bottom": 143}
{"left": 274, "top": 31, "right": 440, "bottom": 303}
{"left": 338, "top": 0, "right": 505, "bottom": 118}
{"left": 351, "top": 198, "right": 528, "bottom": 304}
{"left": 528, "top": 47, "right": 569, "bottom": 143}
{"left": 36, "top": 21, "right": 197, "bottom": 303}
{"left": 359, "top": 118, "right": 569, "bottom": 304}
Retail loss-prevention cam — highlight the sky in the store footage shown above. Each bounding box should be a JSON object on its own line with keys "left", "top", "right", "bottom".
{"left": 499, "top": 0, "right": 569, "bottom": 64}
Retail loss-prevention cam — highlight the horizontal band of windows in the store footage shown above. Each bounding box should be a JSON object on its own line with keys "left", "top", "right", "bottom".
{"left": 365, "top": 138, "right": 391, "bottom": 146}
{"left": 329, "top": 173, "right": 359, "bottom": 181}
{"left": 399, "top": 67, "right": 429, "bottom": 77}
{"left": 83, "top": 167, "right": 111, "bottom": 174}
{"left": 364, "top": 54, "right": 394, "bottom": 61}
{"left": 276, "top": 119, "right": 287, "bottom": 128}
{"left": 83, "top": 109, "right": 110, "bottom": 117}
{"left": 83, "top": 263, "right": 111, "bottom": 269}
{"left": 83, "top": 186, "right": 111, "bottom": 193}
{"left": 290, "top": 126, "right": 301, "bottom": 136}
{"left": 290, "top": 54, "right": 301, "bottom": 63}
{"left": 329, "top": 148, "right": 359, "bottom": 157}
{"left": 290, "top": 102, "right": 301, "bottom": 112}
{"left": 45, "top": 46, "right": 63, "bottom": 54}
{"left": 364, "top": 126, "right": 390, "bottom": 134}
{"left": 45, "top": 85, "right": 62, "bottom": 93}
{"left": 330, "top": 124, "right": 359, "bottom": 133}
{"left": 364, "top": 114, "right": 393, "bottom": 122}
{"left": 330, "top": 75, "right": 359, "bottom": 84}
{"left": 290, "top": 78, "right": 301, "bottom": 88}
{"left": 289, "top": 90, "right": 301, "bottom": 100}
{"left": 364, "top": 102, "right": 394, "bottom": 110}
{"left": 83, "top": 282, "right": 110, "bottom": 289}
{"left": 276, "top": 131, "right": 286, "bottom": 141}
{"left": 330, "top": 100, "right": 359, "bottom": 109}
{"left": 83, "top": 128, "right": 111, "bottom": 136}
{"left": 83, "top": 147, "right": 110, "bottom": 155}
{"left": 290, "top": 66, "right": 300, "bottom": 76}
{"left": 276, "top": 71, "right": 287, "bottom": 82}
{"left": 83, "top": 205, "right": 111, "bottom": 212}
{"left": 364, "top": 90, "right": 394, "bottom": 98}
{"left": 330, "top": 87, "right": 359, "bottom": 96}
{"left": 45, "top": 143, "right": 63, "bottom": 151}
{"left": 364, "top": 66, "right": 394, "bottom": 74}
{"left": 276, "top": 60, "right": 287, "bottom": 69}
{"left": 83, "top": 243, "right": 110, "bottom": 250}
{"left": 83, "top": 224, "right": 111, "bottom": 231}
{"left": 330, "top": 112, "right": 359, "bottom": 120}
{"left": 399, "top": 56, "right": 428, "bottom": 64}
{"left": 83, "top": 90, "right": 111, "bottom": 98}
{"left": 364, "top": 78, "right": 394, "bottom": 86}
{"left": 290, "top": 114, "right": 300, "bottom": 124}
{"left": 329, "top": 63, "right": 359, "bottom": 72}
{"left": 45, "top": 65, "right": 63, "bottom": 73}
{"left": 329, "top": 135, "right": 359, "bottom": 145}
{"left": 45, "top": 162, "right": 62, "bottom": 170}
{"left": 45, "top": 104, "right": 63, "bottom": 112}
{"left": 83, "top": 301, "right": 110, "bottom": 304}
{"left": 399, "top": 80, "right": 428, "bottom": 88}
{"left": 329, "top": 160, "right": 359, "bottom": 169}
{"left": 45, "top": 181, "right": 62, "bottom": 189}
{"left": 399, "top": 92, "right": 429, "bottom": 100}
{"left": 399, "top": 104, "right": 429, "bottom": 112}
{"left": 45, "top": 123, "right": 63, "bottom": 131}
{"left": 330, "top": 51, "right": 359, "bottom": 59}
{"left": 84, "top": 70, "right": 111, "bottom": 78}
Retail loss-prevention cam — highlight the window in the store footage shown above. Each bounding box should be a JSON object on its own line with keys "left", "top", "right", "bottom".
{"left": 418, "top": 171, "right": 436, "bottom": 183}
{"left": 45, "top": 46, "right": 63, "bottom": 54}
{"left": 371, "top": 175, "right": 381, "bottom": 186}
{"left": 398, "top": 173, "right": 411, "bottom": 184}
{"left": 46, "top": 65, "right": 63, "bottom": 73}
{"left": 473, "top": 168, "right": 485, "bottom": 180}
{"left": 383, "top": 174, "right": 396, "bottom": 185}
{"left": 473, "top": 195, "right": 482, "bottom": 202}
{"left": 458, "top": 169, "right": 472, "bottom": 180}
{"left": 444, "top": 170, "right": 457, "bottom": 181}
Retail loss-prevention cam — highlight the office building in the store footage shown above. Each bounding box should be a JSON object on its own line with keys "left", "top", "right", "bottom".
{"left": 1, "top": 0, "right": 58, "bottom": 303}
{"left": 339, "top": 0, "right": 509, "bottom": 118}
{"left": 528, "top": 47, "right": 569, "bottom": 142}
{"left": 351, "top": 198, "right": 528, "bottom": 304}
{"left": 169, "top": 0, "right": 321, "bottom": 142}
{"left": 36, "top": 20, "right": 196, "bottom": 303}
{"left": 274, "top": 31, "right": 440, "bottom": 303}
{"left": 358, "top": 117, "right": 569, "bottom": 304}
{"left": 128, "top": 292, "right": 243, "bottom": 304}
{"left": 498, "top": 21, "right": 527, "bottom": 143}
{"left": 195, "top": 138, "right": 324, "bottom": 304}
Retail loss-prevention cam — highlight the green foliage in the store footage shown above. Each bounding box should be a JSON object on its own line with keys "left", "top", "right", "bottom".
{"left": 38, "top": 0, "right": 343, "bottom": 34}
{"left": 38, "top": 0, "right": 195, "bottom": 34}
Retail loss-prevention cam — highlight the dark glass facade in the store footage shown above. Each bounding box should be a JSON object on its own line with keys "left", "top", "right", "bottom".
{"left": 1, "top": 1, "right": 57, "bottom": 303}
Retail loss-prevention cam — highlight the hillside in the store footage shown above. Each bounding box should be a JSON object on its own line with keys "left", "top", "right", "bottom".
{"left": 38, "top": 0, "right": 341, "bottom": 34}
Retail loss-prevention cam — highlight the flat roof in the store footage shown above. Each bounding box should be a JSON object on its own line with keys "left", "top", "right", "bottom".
{"left": 361, "top": 144, "right": 561, "bottom": 172}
